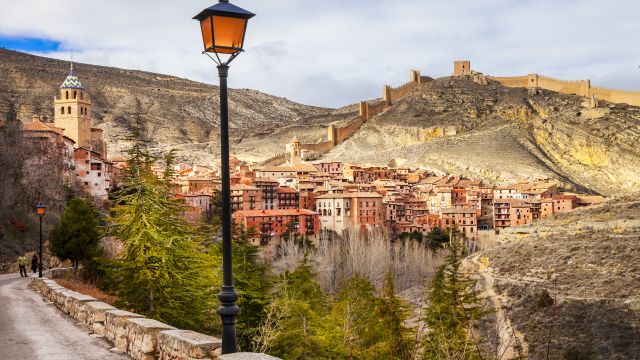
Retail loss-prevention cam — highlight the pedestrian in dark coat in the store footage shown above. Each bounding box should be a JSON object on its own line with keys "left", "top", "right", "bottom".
{"left": 31, "top": 254, "right": 38, "bottom": 274}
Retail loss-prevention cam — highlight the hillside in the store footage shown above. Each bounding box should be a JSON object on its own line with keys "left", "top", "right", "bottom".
{"left": 481, "top": 195, "right": 640, "bottom": 359}
{"left": 0, "top": 49, "right": 350, "bottom": 162}
{"left": 322, "top": 75, "right": 640, "bottom": 196}
{"left": 2, "top": 50, "right": 639, "bottom": 195}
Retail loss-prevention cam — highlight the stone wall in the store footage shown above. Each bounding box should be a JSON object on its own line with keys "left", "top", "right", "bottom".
{"left": 30, "top": 273, "right": 280, "bottom": 360}
{"left": 300, "top": 69, "right": 423, "bottom": 154}
{"left": 488, "top": 72, "right": 640, "bottom": 107}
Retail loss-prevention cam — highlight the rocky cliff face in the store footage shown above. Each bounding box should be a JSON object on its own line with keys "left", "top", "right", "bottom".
{"left": 323, "top": 76, "right": 640, "bottom": 196}
{"left": 0, "top": 49, "right": 344, "bottom": 162}
{"left": 484, "top": 195, "right": 640, "bottom": 359}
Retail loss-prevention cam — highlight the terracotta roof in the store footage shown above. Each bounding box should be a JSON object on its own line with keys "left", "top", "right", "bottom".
{"left": 234, "top": 209, "right": 318, "bottom": 217}
{"left": 315, "top": 191, "right": 382, "bottom": 199}
{"left": 231, "top": 184, "right": 258, "bottom": 190}
{"left": 276, "top": 187, "right": 298, "bottom": 193}
{"left": 22, "top": 120, "right": 65, "bottom": 135}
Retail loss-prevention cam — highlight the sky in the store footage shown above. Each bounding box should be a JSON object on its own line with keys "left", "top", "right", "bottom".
{"left": 0, "top": 0, "right": 639, "bottom": 108}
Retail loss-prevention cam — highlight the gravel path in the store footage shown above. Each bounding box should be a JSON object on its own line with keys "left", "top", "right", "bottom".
{"left": 0, "top": 273, "right": 128, "bottom": 360}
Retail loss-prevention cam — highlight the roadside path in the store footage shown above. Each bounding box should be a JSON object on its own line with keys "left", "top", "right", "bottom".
{"left": 464, "top": 254, "right": 527, "bottom": 359}
{"left": 0, "top": 273, "right": 128, "bottom": 360}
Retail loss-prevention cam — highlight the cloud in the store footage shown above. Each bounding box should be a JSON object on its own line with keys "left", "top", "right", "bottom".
{"left": 0, "top": 0, "right": 639, "bottom": 107}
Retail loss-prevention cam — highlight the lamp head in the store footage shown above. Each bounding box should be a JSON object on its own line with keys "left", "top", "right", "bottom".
{"left": 193, "top": 1, "right": 255, "bottom": 56}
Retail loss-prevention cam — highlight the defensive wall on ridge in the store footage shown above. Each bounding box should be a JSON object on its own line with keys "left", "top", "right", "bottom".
{"left": 485, "top": 70, "right": 640, "bottom": 107}
{"left": 300, "top": 69, "right": 431, "bottom": 155}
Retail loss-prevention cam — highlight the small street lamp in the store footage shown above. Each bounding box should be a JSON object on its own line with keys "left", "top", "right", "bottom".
{"left": 35, "top": 204, "right": 46, "bottom": 278}
{"left": 193, "top": 0, "right": 255, "bottom": 355}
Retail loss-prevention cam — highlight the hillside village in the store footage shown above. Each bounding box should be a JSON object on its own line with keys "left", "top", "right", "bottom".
{"left": 5, "top": 61, "right": 610, "bottom": 256}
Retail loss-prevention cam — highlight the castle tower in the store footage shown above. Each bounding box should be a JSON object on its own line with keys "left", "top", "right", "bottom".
{"left": 286, "top": 136, "right": 302, "bottom": 165}
{"left": 453, "top": 60, "right": 471, "bottom": 75}
{"left": 54, "top": 63, "right": 92, "bottom": 149}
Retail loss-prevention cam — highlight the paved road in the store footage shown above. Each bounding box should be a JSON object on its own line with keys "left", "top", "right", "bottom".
{"left": 0, "top": 273, "right": 128, "bottom": 360}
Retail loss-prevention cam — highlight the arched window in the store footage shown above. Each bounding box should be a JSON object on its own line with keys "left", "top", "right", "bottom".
{"left": 61, "top": 107, "right": 65, "bottom": 114}
{"left": 80, "top": 92, "right": 83, "bottom": 100}
{"left": 81, "top": 107, "right": 84, "bottom": 115}
{"left": 68, "top": 106, "right": 71, "bottom": 114}
{"left": 73, "top": 91, "right": 77, "bottom": 99}
{"left": 65, "top": 91, "right": 69, "bottom": 99}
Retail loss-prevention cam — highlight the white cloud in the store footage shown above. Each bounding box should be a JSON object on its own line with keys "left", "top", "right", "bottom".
{"left": 1, "top": 0, "right": 639, "bottom": 107}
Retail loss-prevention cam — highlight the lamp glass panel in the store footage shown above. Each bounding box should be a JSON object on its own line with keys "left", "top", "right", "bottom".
{"left": 200, "top": 17, "right": 214, "bottom": 50}
{"left": 36, "top": 207, "right": 46, "bottom": 215}
{"left": 212, "top": 16, "right": 246, "bottom": 53}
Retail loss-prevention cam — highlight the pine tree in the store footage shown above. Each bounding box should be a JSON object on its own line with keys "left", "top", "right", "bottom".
{"left": 49, "top": 197, "right": 101, "bottom": 272}
{"left": 102, "top": 125, "right": 220, "bottom": 333}
{"left": 270, "top": 257, "right": 329, "bottom": 359}
{"left": 421, "top": 228, "right": 487, "bottom": 359}
{"left": 225, "top": 224, "right": 273, "bottom": 350}
{"left": 323, "top": 273, "right": 389, "bottom": 359}
{"left": 378, "top": 269, "right": 414, "bottom": 359}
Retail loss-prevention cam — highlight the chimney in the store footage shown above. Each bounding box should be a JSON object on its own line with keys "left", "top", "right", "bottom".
{"left": 32, "top": 115, "right": 41, "bottom": 123}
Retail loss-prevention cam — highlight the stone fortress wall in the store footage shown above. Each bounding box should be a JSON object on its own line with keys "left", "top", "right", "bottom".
{"left": 274, "top": 60, "right": 640, "bottom": 164}
{"left": 300, "top": 69, "right": 429, "bottom": 156}
{"left": 30, "top": 271, "right": 279, "bottom": 360}
{"left": 481, "top": 63, "right": 640, "bottom": 107}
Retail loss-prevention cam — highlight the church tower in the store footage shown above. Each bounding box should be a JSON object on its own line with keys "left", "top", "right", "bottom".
{"left": 286, "top": 136, "right": 302, "bottom": 166}
{"left": 54, "top": 63, "right": 92, "bottom": 149}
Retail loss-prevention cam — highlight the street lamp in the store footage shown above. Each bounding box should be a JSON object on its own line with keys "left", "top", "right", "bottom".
{"left": 35, "top": 204, "right": 46, "bottom": 278}
{"left": 193, "top": 1, "right": 255, "bottom": 355}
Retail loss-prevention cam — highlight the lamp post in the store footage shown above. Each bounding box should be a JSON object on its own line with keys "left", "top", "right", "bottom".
{"left": 193, "top": 1, "right": 255, "bottom": 354}
{"left": 35, "top": 204, "right": 46, "bottom": 278}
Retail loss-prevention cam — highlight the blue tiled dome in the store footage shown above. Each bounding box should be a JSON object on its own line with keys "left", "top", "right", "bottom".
{"left": 60, "top": 63, "right": 84, "bottom": 89}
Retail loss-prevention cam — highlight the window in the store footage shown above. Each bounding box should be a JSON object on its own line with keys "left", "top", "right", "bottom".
{"left": 65, "top": 91, "right": 69, "bottom": 99}
{"left": 84, "top": 182, "right": 88, "bottom": 186}
{"left": 67, "top": 106, "right": 71, "bottom": 114}
{"left": 73, "top": 91, "right": 77, "bottom": 99}
{"left": 61, "top": 107, "right": 65, "bottom": 115}
{"left": 98, "top": 172, "right": 101, "bottom": 177}
{"left": 80, "top": 92, "right": 84, "bottom": 100}
{"left": 86, "top": 171, "right": 89, "bottom": 174}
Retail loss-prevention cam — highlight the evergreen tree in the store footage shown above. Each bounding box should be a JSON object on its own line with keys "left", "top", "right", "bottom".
{"left": 5, "top": 101, "right": 18, "bottom": 122}
{"left": 378, "top": 269, "right": 414, "bottom": 359}
{"left": 49, "top": 197, "right": 101, "bottom": 271}
{"left": 323, "top": 274, "right": 389, "bottom": 359}
{"left": 102, "top": 126, "right": 219, "bottom": 333}
{"left": 421, "top": 229, "right": 487, "bottom": 359}
{"left": 270, "top": 257, "right": 329, "bottom": 359}
{"left": 224, "top": 224, "right": 273, "bottom": 350}
{"left": 425, "top": 227, "right": 449, "bottom": 250}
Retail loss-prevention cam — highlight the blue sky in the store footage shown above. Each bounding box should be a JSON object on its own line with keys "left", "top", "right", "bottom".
{"left": 0, "top": 0, "right": 639, "bottom": 108}
{"left": 0, "top": 36, "right": 61, "bottom": 52}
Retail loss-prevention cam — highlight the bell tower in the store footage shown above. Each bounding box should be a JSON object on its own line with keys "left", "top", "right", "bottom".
{"left": 286, "top": 136, "right": 302, "bottom": 165}
{"left": 54, "top": 63, "right": 92, "bottom": 149}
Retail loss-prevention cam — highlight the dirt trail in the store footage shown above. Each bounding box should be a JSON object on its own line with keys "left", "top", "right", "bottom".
{"left": 464, "top": 254, "right": 528, "bottom": 359}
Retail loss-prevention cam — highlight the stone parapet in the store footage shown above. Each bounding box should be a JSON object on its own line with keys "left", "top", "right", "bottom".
{"left": 29, "top": 276, "right": 281, "bottom": 360}
{"left": 158, "top": 330, "right": 222, "bottom": 360}
{"left": 218, "top": 354, "right": 281, "bottom": 360}
{"left": 105, "top": 309, "right": 146, "bottom": 351}
{"left": 126, "top": 318, "right": 176, "bottom": 360}
{"left": 84, "top": 301, "right": 116, "bottom": 335}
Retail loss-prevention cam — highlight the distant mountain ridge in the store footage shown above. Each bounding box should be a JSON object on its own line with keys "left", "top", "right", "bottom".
{"left": 0, "top": 49, "right": 346, "bottom": 161}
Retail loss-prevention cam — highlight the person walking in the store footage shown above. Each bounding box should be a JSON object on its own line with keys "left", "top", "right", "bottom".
{"left": 31, "top": 254, "right": 38, "bottom": 274}
{"left": 17, "top": 255, "right": 27, "bottom": 277}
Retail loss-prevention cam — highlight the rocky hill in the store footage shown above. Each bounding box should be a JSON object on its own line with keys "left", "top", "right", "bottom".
{"left": 322, "top": 76, "right": 640, "bottom": 196}
{"left": 2, "top": 49, "right": 639, "bottom": 195}
{"left": 0, "top": 49, "right": 350, "bottom": 162}
{"left": 480, "top": 195, "right": 640, "bottom": 359}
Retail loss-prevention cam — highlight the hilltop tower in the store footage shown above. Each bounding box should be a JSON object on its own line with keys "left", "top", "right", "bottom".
{"left": 286, "top": 136, "right": 302, "bottom": 165}
{"left": 54, "top": 63, "right": 92, "bottom": 149}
